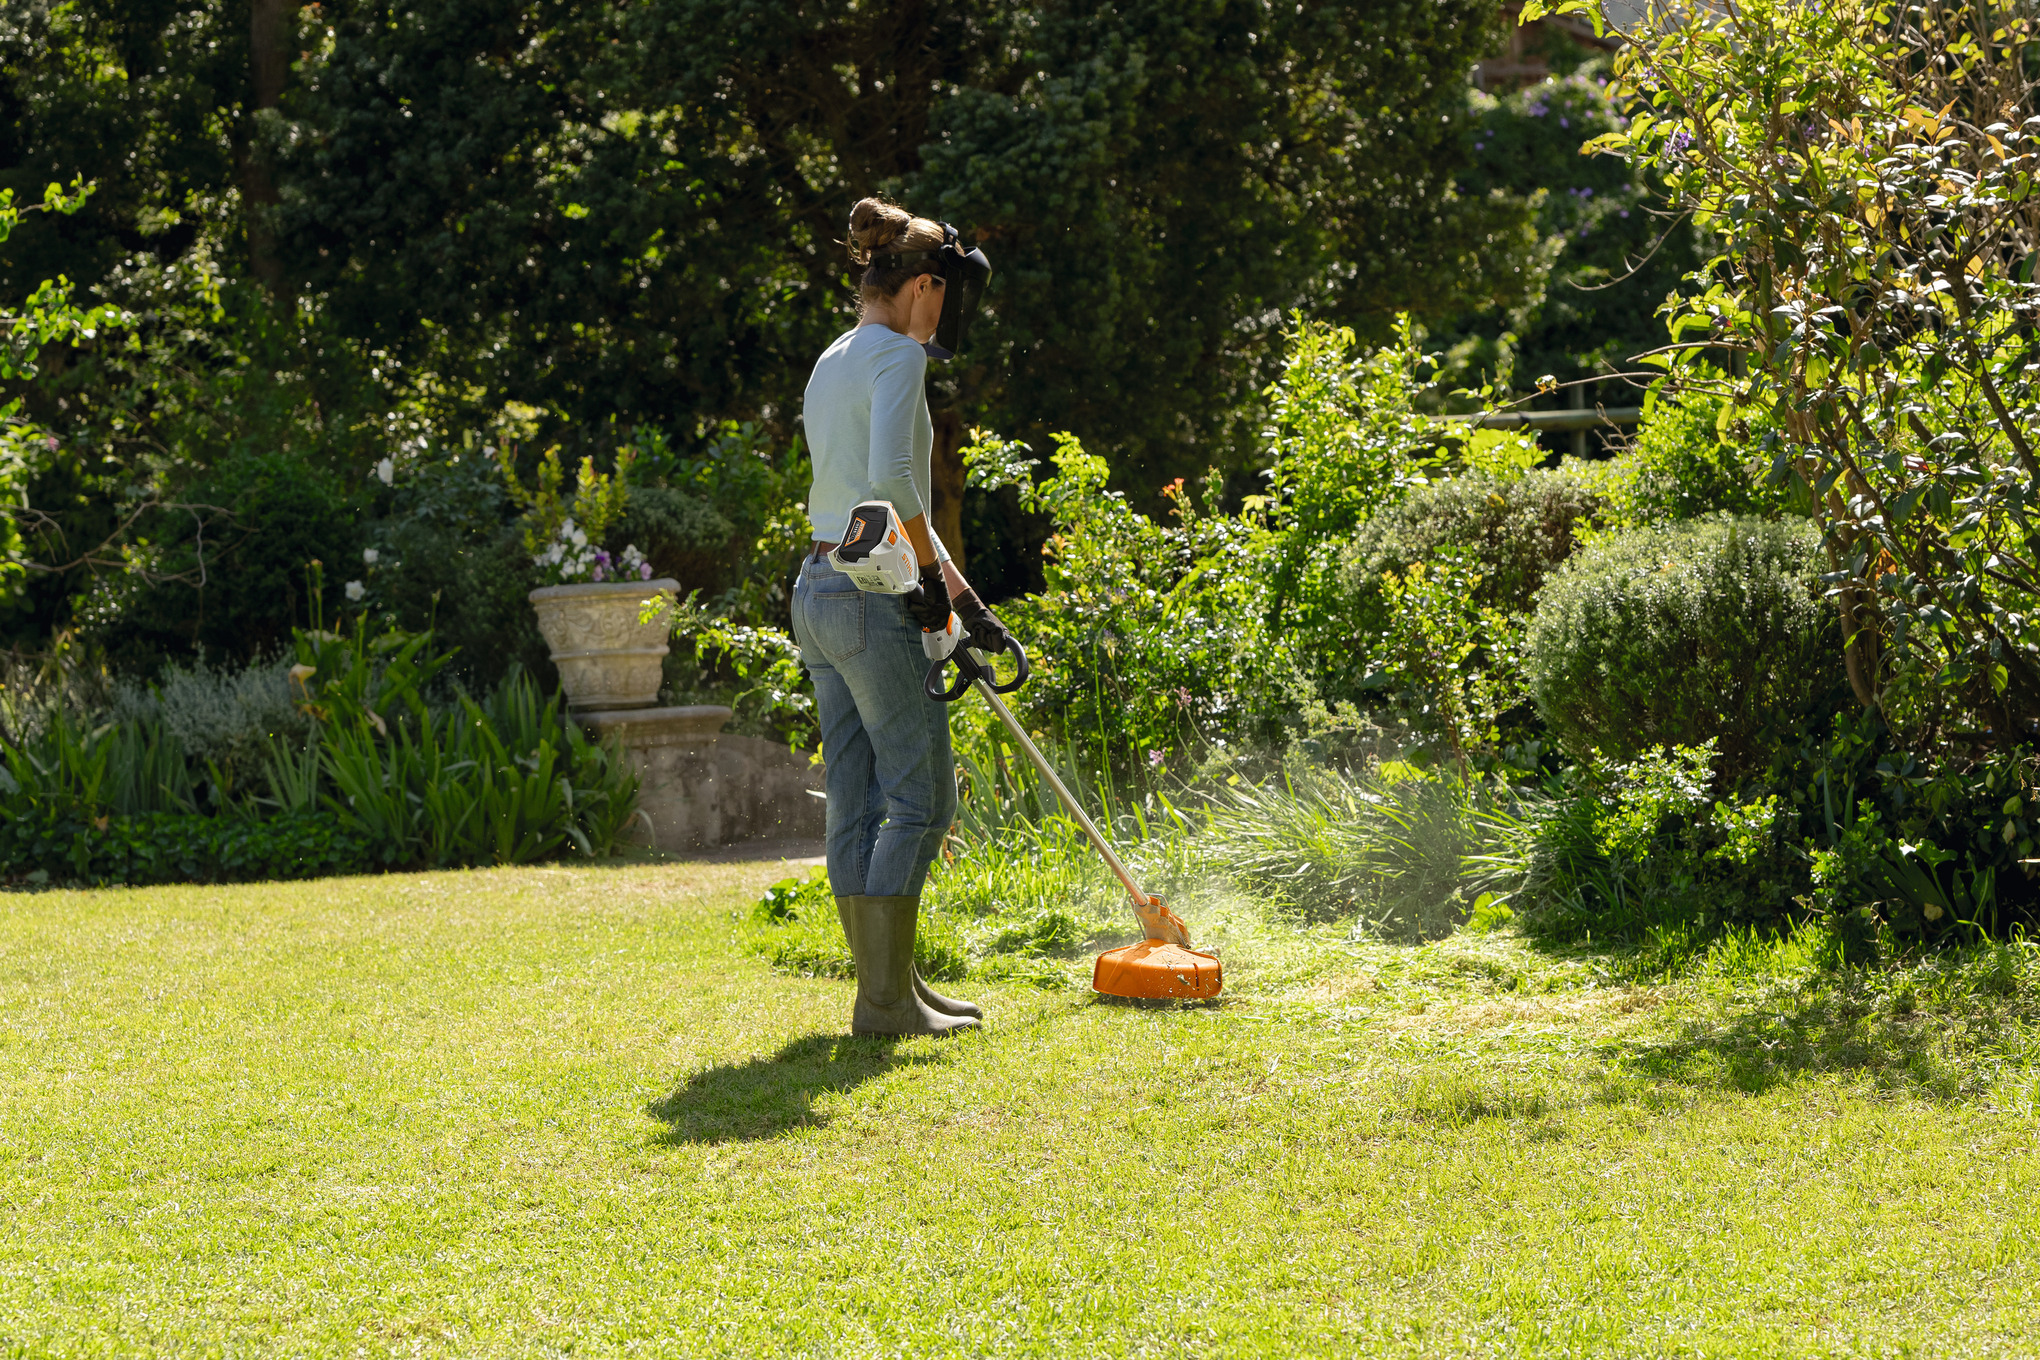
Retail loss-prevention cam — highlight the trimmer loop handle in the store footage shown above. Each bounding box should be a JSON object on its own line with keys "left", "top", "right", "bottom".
{"left": 924, "top": 636, "right": 1030, "bottom": 704}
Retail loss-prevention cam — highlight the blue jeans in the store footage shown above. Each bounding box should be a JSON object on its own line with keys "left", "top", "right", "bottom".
{"left": 790, "top": 555, "right": 957, "bottom": 898}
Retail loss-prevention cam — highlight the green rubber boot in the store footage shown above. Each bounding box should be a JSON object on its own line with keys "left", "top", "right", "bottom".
{"left": 836, "top": 896, "right": 983, "bottom": 1020}
{"left": 836, "top": 895, "right": 979, "bottom": 1036}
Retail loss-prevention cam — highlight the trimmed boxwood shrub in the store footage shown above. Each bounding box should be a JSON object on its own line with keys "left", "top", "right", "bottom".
{"left": 1525, "top": 515, "right": 1848, "bottom": 779}
{"left": 1347, "top": 467, "right": 1603, "bottom": 614}
{"left": 1, "top": 807, "right": 377, "bottom": 888}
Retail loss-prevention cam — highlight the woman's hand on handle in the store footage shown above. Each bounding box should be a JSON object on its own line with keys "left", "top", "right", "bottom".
{"left": 948, "top": 587, "right": 1014, "bottom": 656}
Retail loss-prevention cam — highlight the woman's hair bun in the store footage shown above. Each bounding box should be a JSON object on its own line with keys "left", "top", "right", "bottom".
{"left": 847, "top": 196, "right": 944, "bottom": 266}
{"left": 847, "top": 198, "right": 910, "bottom": 263}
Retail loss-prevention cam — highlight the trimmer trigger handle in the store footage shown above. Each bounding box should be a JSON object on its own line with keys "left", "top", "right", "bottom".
{"left": 987, "top": 637, "right": 1030, "bottom": 694}
{"left": 924, "top": 649, "right": 981, "bottom": 703}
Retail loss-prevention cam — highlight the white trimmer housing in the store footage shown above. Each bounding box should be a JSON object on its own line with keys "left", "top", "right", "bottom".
{"left": 828, "top": 500, "right": 920, "bottom": 594}
{"left": 829, "top": 499, "right": 965, "bottom": 657}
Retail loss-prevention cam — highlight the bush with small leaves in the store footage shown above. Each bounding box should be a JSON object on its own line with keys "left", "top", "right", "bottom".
{"left": 1526, "top": 515, "right": 1847, "bottom": 780}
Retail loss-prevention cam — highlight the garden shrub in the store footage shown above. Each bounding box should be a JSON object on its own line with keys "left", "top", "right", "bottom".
{"left": 616, "top": 486, "right": 738, "bottom": 597}
{"left": 1488, "top": 743, "right": 1808, "bottom": 944}
{"left": 0, "top": 806, "right": 376, "bottom": 888}
{"left": 110, "top": 652, "right": 307, "bottom": 792}
{"left": 1347, "top": 465, "right": 1602, "bottom": 615}
{"left": 963, "top": 319, "right": 1452, "bottom": 777}
{"left": 110, "top": 449, "right": 361, "bottom": 665}
{"left": 361, "top": 454, "right": 551, "bottom": 693}
{"left": 1526, "top": 515, "right": 1846, "bottom": 780}
{"left": 1600, "top": 388, "right": 1784, "bottom": 529}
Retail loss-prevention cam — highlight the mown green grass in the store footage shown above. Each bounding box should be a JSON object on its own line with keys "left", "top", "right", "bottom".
{"left": 4, "top": 863, "right": 2040, "bottom": 1357}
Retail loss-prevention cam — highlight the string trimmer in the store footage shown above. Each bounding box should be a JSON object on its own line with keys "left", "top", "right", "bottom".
{"left": 829, "top": 500, "right": 1223, "bottom": 1001}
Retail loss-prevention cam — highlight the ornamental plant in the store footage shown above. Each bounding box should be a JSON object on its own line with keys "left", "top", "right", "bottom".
{"left": 1527, "top": 0, "right": 2040, "bottom": 744}
{"left": 498, "top": 444, "right": 643, "bottom": 585}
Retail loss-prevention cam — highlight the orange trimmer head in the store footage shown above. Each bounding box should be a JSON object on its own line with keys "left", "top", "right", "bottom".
{"left": 1092, "top": 938, "right": 1224, "bottom": 1000}
{"left": 1092, "top": 893, "right": 1222, "bottom": 999}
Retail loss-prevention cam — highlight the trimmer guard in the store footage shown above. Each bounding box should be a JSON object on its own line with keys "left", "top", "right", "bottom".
{"left": 1092, "top": 939, "right": 1224, "bottom": 1001}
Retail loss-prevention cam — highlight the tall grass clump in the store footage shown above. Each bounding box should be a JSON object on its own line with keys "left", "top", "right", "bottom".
{"left": 1198, "top": 763, "right": 1475, "bottom": 940}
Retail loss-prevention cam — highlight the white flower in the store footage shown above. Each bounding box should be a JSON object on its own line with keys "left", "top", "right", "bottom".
{"left": 570, "top": 527, "right": 587, "bottom": 548}
{"left": 344, "top": 580, "right": 365, "bottom": 601}
{"left": 375, "top": 457, "right": 395, "bottom": 486}
{"left": 362, "top": 547, "right": 379, "bottom": 565}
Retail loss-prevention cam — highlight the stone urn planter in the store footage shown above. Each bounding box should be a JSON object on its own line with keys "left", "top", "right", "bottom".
{"left": 528, "top": 578, "right": 681, "bottom": 711}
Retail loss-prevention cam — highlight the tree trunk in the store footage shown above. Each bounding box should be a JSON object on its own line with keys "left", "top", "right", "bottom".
{"left": 931, "top": 407, "right": 967, "bottom": 575}
{"left": 1824, "top": 503, "right": 1881, "bottom": 714}
{"left": 242, "top": 0, "right": 293, "bottom": 298}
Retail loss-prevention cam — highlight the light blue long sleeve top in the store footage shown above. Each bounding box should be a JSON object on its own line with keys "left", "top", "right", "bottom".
{"left": 802, "top": 324, "right": 949, "bottom": 560}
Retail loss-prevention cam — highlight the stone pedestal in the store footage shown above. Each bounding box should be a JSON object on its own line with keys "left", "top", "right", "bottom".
{"left": 578, "top": 704, "right": 733, "bottom": 852}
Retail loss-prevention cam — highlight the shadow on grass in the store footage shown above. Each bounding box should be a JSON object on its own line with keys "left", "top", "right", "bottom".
{"left": 1482, "top": 926, "right": 2040, "bottom": 1101}
{"left": 1614, "top": 979, "right": 1994, "bottom": 1100}
{"left": 647, "top": 1033, "right": 948, "bottom": 1144}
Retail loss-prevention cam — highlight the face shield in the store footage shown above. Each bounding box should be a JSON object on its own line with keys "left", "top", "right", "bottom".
{"left": 871, "top": 223, "right": 992, "bottom": 361}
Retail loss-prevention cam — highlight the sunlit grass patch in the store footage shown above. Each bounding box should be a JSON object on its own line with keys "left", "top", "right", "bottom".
{"left": 9, "top": 864, "right": 2040, "bottom": 1354}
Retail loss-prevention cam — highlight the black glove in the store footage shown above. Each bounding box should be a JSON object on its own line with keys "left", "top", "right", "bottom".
{"left": 905, "top": 562, "right": 952, "bottom": 633}
{"left": 949, "top": 587, "right": 1015, "bottom": 654}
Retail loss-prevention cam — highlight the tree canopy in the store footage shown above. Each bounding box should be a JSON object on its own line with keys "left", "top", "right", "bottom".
{"left": 1, "top": 0, "right": 1559, "bottom": 649}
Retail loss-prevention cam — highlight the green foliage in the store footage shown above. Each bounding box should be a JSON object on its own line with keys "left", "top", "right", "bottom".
{"left": 357, "top": 451, "right": 548, "bottom": 693}
{"left": 1799, "top": 737, "right": 2040, "bottom": 944}
{"left": 1478, "top": 742, "right": 1807, "bottom": 943}
{"left": 109, "top": 653, "right": 308, "bottom": 794}
{"left": 1600, "top": 385, "right": 1785, "bottom": 528}
{"left": 0, "top": 178, "right": 127, "bottom": 610}
{"left": 1527, "top": 516, "right": 1846, "bottom": 779}
{"left": 988, "top": 433, "right": 1263, "bottom": 769}
{"left": 1348, "top": 466, "right": 1605, "bottom": 615}
{"left": 297, "top": 626, "right": 641, "bottom": 866}
{"left": 966, "top": 319, "right": 1465, "bottom": 776}
{"left": 621, "top": 421, "right": 813, "bottom": 625}
{"left": 1372, "top": 554, "right": 1529, "bottom": 767}
{"left": 1437, "top": 70, "right": 1705, "bottom": 400}
{"left": 0, "top": 807, "right": 374, "bottom": 889}
{"left": 1572, "top": 0, "right": 2040, "bottom": 738}
{"left": 650, "top": 591, "right": 814, "bottom": 746}
{"left": 0, "top": 624, "right": 641, "bottom": 884}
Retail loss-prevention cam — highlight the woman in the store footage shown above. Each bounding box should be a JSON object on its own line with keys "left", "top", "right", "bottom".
{"left": 792, "top": 197, "right": 1012, "bottom": 1037}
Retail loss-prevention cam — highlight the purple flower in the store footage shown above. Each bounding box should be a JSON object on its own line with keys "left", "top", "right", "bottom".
{"left": 638, "top": 562, "right": 653, "bottom": 580}
{"left": 1580, "top": 186, "right": 1593, "bottom": 197}
{"left": 1148, "top": 749, "right": 1164, "bottom": 768}
{"left": 1620, "top": 209, "right": 1630, "bottom": 218}
{"left": 1670, "top": 128, "right": 1693, "bottom": 153}
{"left": 1560, "top": 117, "right": 1570, "bottom": 128}
{"left": 592, "top": 564, "right": 605, "bottom": 582}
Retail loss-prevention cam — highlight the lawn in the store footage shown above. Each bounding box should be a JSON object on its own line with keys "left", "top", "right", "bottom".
{"left": 4, "top": 860, "right": 2039, "bottom": 1357}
